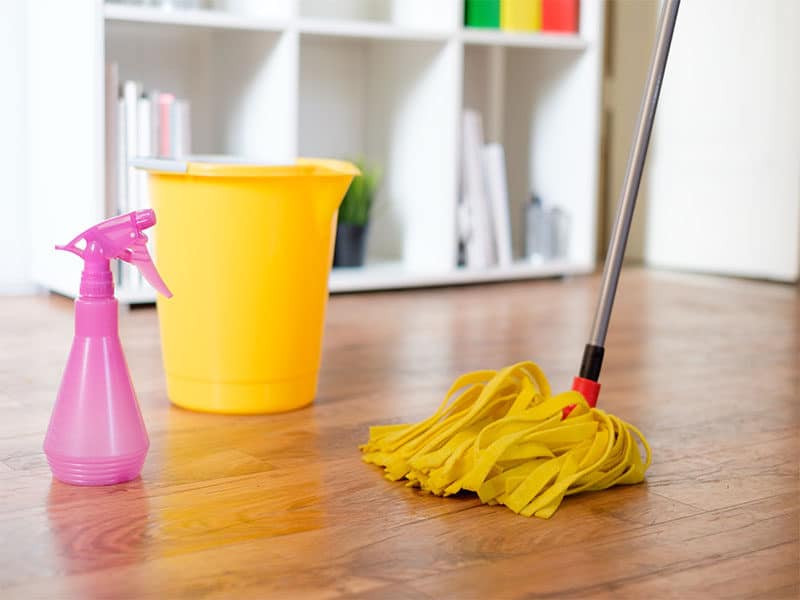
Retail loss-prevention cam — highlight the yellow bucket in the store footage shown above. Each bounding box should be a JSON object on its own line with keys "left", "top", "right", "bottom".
{"left": 135, "top": 157, "right": 358, "bottom": 414}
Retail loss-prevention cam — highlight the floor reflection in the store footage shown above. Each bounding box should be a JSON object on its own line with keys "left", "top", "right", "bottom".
{"left": 149, "top": 405, "right": 327, "bottom": 559}
{"left": 46, "top": 478, "right": 152, "bottom": 596}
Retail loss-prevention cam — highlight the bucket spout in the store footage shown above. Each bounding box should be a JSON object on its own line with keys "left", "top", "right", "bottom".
{"left": 297, "top": 158, "right": 360, "bottom": 221}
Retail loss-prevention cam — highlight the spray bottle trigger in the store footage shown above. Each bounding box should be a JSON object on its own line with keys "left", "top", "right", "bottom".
{"left": 126, "top": 239, "right": 173, "bottom": 298}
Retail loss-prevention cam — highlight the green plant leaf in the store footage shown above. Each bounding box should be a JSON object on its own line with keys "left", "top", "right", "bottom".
{"left": 339, "top": 157, "right": 382, "bottom": 226}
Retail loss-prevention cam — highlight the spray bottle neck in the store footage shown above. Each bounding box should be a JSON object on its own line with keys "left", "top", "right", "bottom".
{"left": 78, "top": 240, "right": 115, "bottom": 299}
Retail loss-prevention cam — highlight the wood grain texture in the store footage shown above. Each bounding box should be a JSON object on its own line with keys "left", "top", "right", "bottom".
{"left": 0, "top": 268, "right": 797, "bottom": 599}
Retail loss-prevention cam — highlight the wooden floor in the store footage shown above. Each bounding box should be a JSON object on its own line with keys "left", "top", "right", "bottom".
{"left": 1, "top": 268, "right": 797, "bottom": 599}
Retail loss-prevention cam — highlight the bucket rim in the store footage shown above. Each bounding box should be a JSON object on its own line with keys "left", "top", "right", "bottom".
{"left": 130, "top": 156, "right": 360, "bottom": 178}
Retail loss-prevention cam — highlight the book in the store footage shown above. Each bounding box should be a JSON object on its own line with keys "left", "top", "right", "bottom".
{"left": 121, "top": 81, "right": 141, "bottom": 292}
{"left": 116, "top": 96, "right": 127, "bottom": 289}
{"left": 122, "top": 80, "right": 141, "bottom": 214}
{"left": 173, "top": 99, "right": 191, "bottom": 157}
{"left": 482, "top": 143, "right": 513, "bottom": 267}
{"left": 461, "top": 110, "right": 495, "bottom": 269}
{"left": 136, "top": 94, "right": 151, "bottom": 209}
{"left": 148, "top": 89, "right": 161, "bottom": 160}
{"left": 157, "top": 93, "right": 175, "bottom": 157}
{"left": 104, "top": 63, "right": 119, "bottom": 220}
{"left": 136, "top": 94, "right": 152, "bottom": 288}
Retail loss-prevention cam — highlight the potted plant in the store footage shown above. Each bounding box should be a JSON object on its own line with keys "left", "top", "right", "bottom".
{"left": 333, "top": 158, "right": 381, "bottom": 268}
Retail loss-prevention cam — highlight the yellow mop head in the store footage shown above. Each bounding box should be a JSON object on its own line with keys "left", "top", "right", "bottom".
{"left": 360, "top": 361, "right": 651, "bottom": 518}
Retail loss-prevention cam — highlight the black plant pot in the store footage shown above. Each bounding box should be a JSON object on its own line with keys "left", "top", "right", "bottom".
{"left": 333, "top": 222, "right": 368, "bottom": 268}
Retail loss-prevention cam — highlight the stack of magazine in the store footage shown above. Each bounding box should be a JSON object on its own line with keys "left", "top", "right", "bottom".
{"left": 105, "top": 62, "right": 191, "bottom": 296}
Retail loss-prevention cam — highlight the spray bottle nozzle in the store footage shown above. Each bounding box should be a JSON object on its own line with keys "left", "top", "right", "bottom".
{"left": 57, "top": 209, "right": 172, "bottom": 298}
{"left": 136, "top": 210, "right": 156, "bottom": 230}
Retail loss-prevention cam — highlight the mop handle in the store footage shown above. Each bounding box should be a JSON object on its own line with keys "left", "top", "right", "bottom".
{"left": 579, "top": 0, "right": 681, "bottom": 382}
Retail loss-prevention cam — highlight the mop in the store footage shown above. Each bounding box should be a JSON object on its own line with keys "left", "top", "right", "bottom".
{"left": 361, "top": 0, "right": 680, "bottom": 518}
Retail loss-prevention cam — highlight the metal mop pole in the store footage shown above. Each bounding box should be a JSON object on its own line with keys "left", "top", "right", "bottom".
{"left": 578, "top": 0, "right": 681, "bottom": 385}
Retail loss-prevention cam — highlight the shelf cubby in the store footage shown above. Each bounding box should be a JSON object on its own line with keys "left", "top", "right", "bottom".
{"left": 299, "top": 34, "right": 459, "bottom": 271}
{"left": 462, "top": 4, "right": 602, "bottom": 268}
{"left": 106, "top": 20, "right": 297, "bottom": 161}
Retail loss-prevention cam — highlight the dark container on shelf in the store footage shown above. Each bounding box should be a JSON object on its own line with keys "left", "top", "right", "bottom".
{"left": 333, "top": 222, "right": 369, "bottom": 268}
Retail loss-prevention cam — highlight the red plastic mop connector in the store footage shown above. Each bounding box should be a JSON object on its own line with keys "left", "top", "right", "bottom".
{"left": 562, "top": 377, "right": 601, "bottom": 419}
{"left": 572, "top": 377, "right": 601, "bottom": 407}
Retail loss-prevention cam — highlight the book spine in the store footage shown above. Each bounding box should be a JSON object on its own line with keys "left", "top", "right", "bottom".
{"left": 149, "top": 89, "right": 161, "bottom": 162}
{"left": 136, "top": 94, "right": 152, "bottom": 291}
{"left": 483, "top": 143, "right": 513, "bottom": 267}
{"left": 461, "top": 110, "right": 495, "bottom": 269}
{"left": 122, "top": 81, "right": 140, "bottom": 212}
{"left": 157, "top": 93, "right": 175, "bottom": 157}
{"left": 174, "top": 99, "right": 191, "bottom": 157}
{"left": 121, "top": 81, "right": 141, "bottom": 294}
{"left": 136, "top": 94, "right": 151, "bottom": 210}
{"left": 104, "top": 63, "right": 119, "bottom": 221}
{"left": 116, "top": 96, "right": 127, "bottom": 288}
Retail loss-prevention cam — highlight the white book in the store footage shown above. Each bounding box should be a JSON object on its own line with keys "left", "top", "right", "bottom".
{"left": 116, "top": 96, "right": 127, "bottom": 288}
{"left": 145, "top": 91, "right": 165, "bottom": 292}
{"left": 149, "top": 89, "right": 161, "bottom": 161}
{"left": 482, "top": 143, "right": 513, "bottom": 267}
{"left": 136, "top": 95, "right": 151, "bottom": 209}
{"left": 461, "top": 110, "right": 494, "bottom": 269}
{"left": 104, "top": 63, "right": 119, "bottom": 220}
{"left": 116, "top": 97, "right": 127, "bottom": 214}
{"left": 135, "top": 95, "right": 152, "bottom": 291}
{"left": 122, "top": 80, "right": 141, "bottom": 214}
{"left": 122, "top": 81, "right": 142, "bottom": 294}
{"left": 173, "top": 99, "right": 191, "bottom": 157}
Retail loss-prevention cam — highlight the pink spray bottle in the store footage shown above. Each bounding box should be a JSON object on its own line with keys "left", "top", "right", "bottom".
{"left": 44, "top": 209, "right": 172, "bottom": 486}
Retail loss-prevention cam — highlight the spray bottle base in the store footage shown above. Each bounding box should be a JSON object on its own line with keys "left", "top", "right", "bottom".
{"left": 45, "top": 449, "right": 147, "bottom": 486}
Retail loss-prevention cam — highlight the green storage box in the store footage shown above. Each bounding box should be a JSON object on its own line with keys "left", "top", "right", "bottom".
{"left": 465, "top": 0, "right": 500, "bottom": 28}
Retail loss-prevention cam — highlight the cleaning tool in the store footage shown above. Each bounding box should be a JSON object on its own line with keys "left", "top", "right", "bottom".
{"left": 45, "top": 210, "right": 172, "bottom": 486}
{"left": 361, "top": 0, "right": 680, "bottom": 518}
{"left": 133, "top": 158, "right": 358, "bottom": 414}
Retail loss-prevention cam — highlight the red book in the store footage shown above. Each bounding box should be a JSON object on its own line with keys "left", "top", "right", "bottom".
{"left": 542, "top": 0, "right": 579, "bottom": 33}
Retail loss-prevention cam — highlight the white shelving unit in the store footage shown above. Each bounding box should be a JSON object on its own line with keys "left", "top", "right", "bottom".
{"left": 27, "top": 0, "right": 604, "bottom": 302}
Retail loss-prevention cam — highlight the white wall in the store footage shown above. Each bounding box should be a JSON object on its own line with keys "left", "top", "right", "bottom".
{"left": 0, "top": 0, "right": 32, "bottom": 293}
{"left": 644, "top": 0, "right": 800, "bottom": 282}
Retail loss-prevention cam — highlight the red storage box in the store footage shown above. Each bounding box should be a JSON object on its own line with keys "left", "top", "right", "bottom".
{"left": 542, "top": 0, "right": 579, "bottom": 33}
